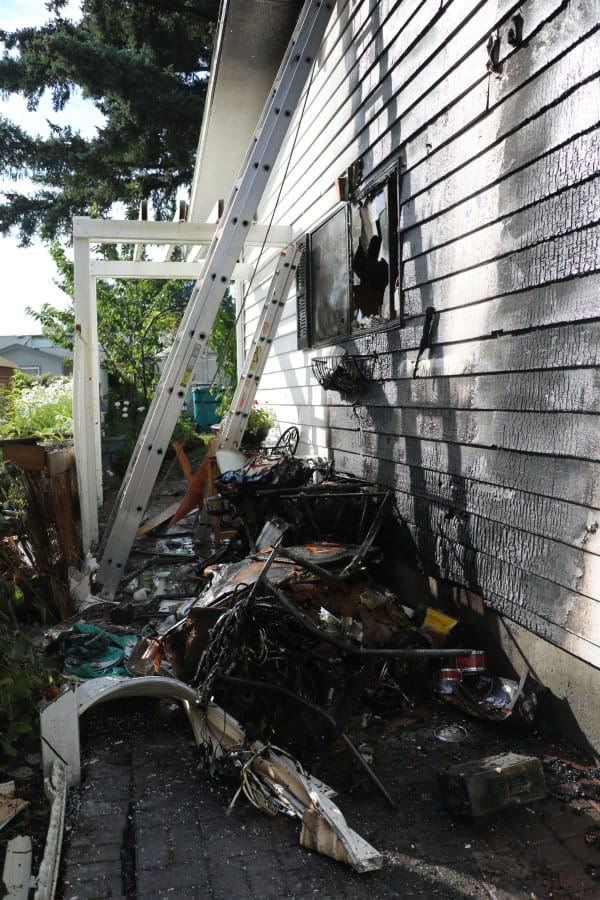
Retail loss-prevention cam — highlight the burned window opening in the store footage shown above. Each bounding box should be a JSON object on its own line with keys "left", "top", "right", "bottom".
{"left": 297, "top": 165, "right": 400, "bottom": 349}
{"left": 351, "top": 173, "right": 399, "bottom": 331}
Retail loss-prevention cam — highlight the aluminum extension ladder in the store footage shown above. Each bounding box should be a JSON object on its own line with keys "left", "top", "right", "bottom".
{"left": 97, "top": 0, "right": 332, "bottom": 599}
{"left": 219, "top": 242, "right": 302, "bottom": 451}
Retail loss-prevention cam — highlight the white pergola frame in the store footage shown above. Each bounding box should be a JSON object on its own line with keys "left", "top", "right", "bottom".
{"left": 72, "top": 215, "right": 292, "bottom": 552}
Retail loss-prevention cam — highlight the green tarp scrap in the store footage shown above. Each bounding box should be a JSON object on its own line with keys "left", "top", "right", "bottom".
{"left": 61, "top": 622, "right": 137, "bottom": 679}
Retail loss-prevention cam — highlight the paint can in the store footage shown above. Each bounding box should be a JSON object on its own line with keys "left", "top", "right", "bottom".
{"left": 435, "top": 667, "right": 462, "bottom": 694}
{"left": 455, "top": 650, "right": 487, "bottom": 673}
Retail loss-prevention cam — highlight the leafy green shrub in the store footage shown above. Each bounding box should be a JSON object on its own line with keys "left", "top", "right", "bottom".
{"left": 0, "top": 582, "right": 51, "bottom": 758}
{"left": 172, "top": 415, "right": 205, "bottom": 449}
{"left": 247, "top": 400, "right": 276, "bottom": 434}
{"left": 108, "top": 414, "right": 205, "bottom": 478}
{"left": 0, "top": 373, "right": 73, "bottom": 440}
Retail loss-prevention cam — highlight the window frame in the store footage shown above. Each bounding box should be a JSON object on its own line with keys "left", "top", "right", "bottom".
{"left": 297, "top": 162, "right": 402, "bottom": 350}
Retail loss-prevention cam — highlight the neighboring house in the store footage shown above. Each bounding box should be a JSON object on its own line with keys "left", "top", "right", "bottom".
{"left": 0, "top": 334, "right": 109, "bottom": 400}
{"left": 0, "top": 354, "right": 16, "bottom": 386}
{"left": 0, "top": 335, "right": 72, "bottom": 378}
{"left": 194, "top": 2, "right": 600, "bottom": 747}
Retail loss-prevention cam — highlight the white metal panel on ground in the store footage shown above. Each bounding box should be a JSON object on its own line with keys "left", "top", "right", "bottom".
{"left": 2, "top": 835, "right": 32, "bottom": 900}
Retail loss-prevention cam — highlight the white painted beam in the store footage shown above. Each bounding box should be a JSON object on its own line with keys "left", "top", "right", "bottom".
{"left": 90, "top": 260, "right": 253, "bottom": 280}
{"left": 73, "top": 238, "right": 100, "bottom": 550}
{"left": 73, "top": 217, "right": 292, "bottom": 246}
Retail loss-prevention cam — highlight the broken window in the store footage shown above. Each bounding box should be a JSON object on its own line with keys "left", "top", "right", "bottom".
{"left": 297, "top": 167, "right": 399, "bottom": 349}
{"left": 351, "top": 173, "right": 399, "bottom": 331}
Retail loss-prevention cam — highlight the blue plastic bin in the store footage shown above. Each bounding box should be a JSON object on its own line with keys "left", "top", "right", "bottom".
{"left": 191, "top": 385, "right": 220, "bottom": 431}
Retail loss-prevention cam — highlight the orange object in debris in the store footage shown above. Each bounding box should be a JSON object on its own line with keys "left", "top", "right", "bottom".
{"left": 141, "top": 638, "right": 164, "bottom": 672}
{"left": 170, "top": 435, "right": 220, "bottom": 526}
{"left": 171, "top": 440, "right": 194, "bottom": 484}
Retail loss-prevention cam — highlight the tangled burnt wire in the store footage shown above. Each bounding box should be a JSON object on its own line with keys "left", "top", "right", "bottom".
{"left": 192, "top": 582, "right": 256, "bottom": 709}
{"left": 192, "top": 582, "right": 371, "bottom": 752}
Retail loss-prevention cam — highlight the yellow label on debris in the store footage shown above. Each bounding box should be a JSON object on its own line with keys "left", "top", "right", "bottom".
{"left": 423, "top": 607, "right": 458, "bottom": 634}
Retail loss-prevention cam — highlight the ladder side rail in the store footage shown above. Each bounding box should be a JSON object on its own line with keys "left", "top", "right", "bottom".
{"left": 97, "top": 0, "right": 333, "bottom": 597}
{"left": 100, "top": 0, "right": 329, "bottom": 545}
{"left": 220, "top": 244, "right": 302, "bottom": 450}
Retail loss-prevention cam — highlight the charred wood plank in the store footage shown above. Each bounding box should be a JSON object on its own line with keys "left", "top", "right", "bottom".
{"left": 400, "top": 520, "right": 600, "bottom": 668}
{"left": 351, "top": 368, "right": 600, "bottom": 415}
{"left": 329, "top": 403, "right": 600, "bottom": 460}
{"left": 404, "top": 128, "right": 600, "bottom": 256}
{"left": 401, "top": 28, "right": 600, "bottom": 207}
{"left": 331, "top": 446, "right": 600, "bottom": 556}
{"left": 403, "top": 180, "right": 600, "bottom": 289}
{"left": 363, "top": 0, "right": 578, "bottom": 181}
{"left": 331, "top": 430, "right": 600, "bottom": 510}
{"left": 402, "top": 225, "right": 600, "bottom": 317}
{"left": 334, "top": 274, "right": 600, "bottom": 358}
{"left": 260, "top": 366, "right": 600, "bottom": 415}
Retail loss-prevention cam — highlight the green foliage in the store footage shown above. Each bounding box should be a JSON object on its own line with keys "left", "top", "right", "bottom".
{"left": 208, "top": 291, "right": 237, "bottom": 402}
{"left": 28, "top": 244, "right": 238, "bottom": 445}
{"left": 108, "top": 412, "right": 203, "bottom": 477}
{"left": 0, "top": 0, "right": 219, "bottom": 244}
{"left": 247, "top": 401, "right": 276, "bottom": 434}
{"left": 0, "top": 460, "right": 26, "bottom": 538}
{"left": 0, "top": 372, "right": 73, "bottom": 440}
{"left": 0, "top": 603, "right": 51, "bottom": 757}
{"left": 171, "top": 415, "right": 203, "bottom": 449}
{"left": 28, "top": 243, "right": 193, "bottom": 423}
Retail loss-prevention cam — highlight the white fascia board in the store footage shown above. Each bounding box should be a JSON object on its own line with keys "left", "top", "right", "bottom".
{"left": 73, "top": 217, "right": 291, "bottom": 247}
{"left": 90, "top": 261, "right": 253, "bottom": 280}
{"left": 188, "top": 0, "right": 302, "bottom": 225}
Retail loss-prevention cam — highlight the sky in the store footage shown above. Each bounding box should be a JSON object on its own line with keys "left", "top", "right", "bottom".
{"left": 0, "top": 0, "right": 104, "bottom": 335}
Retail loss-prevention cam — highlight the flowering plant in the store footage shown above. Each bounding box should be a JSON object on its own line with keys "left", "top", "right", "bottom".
{"left": 0, "top": 374, "right": 73, "bottom": 440}
{"left": 247, "top": 401, "right": 276, "bottom": 434}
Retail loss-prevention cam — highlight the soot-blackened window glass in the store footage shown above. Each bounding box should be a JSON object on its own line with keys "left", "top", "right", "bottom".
{"left": 309, "top": 205, "right": 351, "bottom": 345}
{"left": 297, "top": 168, "right": 399, "bottom": 349}
{"left": 351, "top": 174, "right": 398, "bottom": 331}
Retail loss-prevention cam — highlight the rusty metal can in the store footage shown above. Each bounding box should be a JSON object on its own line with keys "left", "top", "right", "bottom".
{"left": 455, "top": 650, "right": 487, "bottom": 673}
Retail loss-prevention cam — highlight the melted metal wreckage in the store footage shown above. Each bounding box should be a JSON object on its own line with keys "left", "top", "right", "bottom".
{"left": 133, "top": 524, "right": 474, "bottom": 816}
{"left": 41, "top": 472, "right": 510, "bottom": 875}
{"left": 37, "top": 485, "right": 447, "bottom": 874}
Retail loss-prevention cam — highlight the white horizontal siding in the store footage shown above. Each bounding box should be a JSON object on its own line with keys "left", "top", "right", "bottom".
{"left": 238, "top": 0, "right": 600, "bottom": 667}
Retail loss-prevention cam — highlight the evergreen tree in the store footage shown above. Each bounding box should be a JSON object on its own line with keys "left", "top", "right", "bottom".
{"left": 0, "top": 0, "right": 219, "bottom": 244}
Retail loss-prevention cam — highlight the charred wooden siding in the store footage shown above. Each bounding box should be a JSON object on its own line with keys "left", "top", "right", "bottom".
{"left": 251, "top": 0, "right": 600, "bottom": 666}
